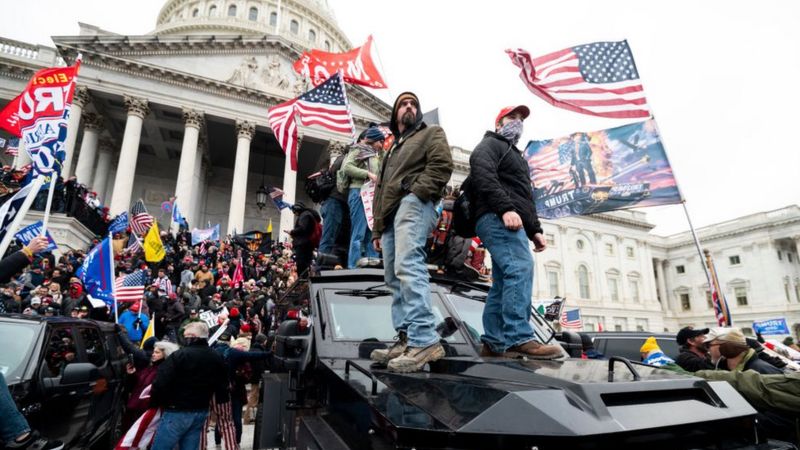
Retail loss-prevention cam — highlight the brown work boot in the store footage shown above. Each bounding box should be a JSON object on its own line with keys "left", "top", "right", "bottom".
{"left": 370, "top": 331, "right": 408, "bottom": 365}
{"left": 507, "top": 340, "right": 563, "bottom": 359}
{"left": 479, "top": 343, "right": 504, "bottom": 357}
{"left": 387, "top": 343, "right": 445, "bottom": 373}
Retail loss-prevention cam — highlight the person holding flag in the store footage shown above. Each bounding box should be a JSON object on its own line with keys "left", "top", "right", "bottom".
{"left": 118, "top": 302, "right": 149, "bottom": 345}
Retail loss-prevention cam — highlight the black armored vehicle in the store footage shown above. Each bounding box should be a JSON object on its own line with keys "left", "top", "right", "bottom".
{"left": 255, "top": 269, "right": 787, "bottom": 450}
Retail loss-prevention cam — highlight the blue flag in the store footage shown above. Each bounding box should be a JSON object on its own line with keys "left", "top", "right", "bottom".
{"left": 108, "top": 212, "right": 129, "bottom": 234}
{"left": 172, "top": 202, "right": 188, "bottom": 228}
{"left": 14, "top": 221, "right": 57, "bottom": 252}
{"left": 76, "top": 237, "right": 115, "bottom": 308}
{"left": 0, "top": 180, "right": 38, "bottom": 247}
{"left": 191, "top": 224, "right": 220, "bottom": 245}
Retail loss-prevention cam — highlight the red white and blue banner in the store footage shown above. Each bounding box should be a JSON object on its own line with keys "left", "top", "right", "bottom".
{"left": 525, "top": 119, "right": 682, "bottom": 219}
{"left": 0, "top": 59, "right": 81, "bottom": 179}
{"left": 14, "top": 220, "right": 58, "bottom": 252}
{"left": 76, "top": 236, "right": 115, "bottom": 308}
{"left": 293, "top": 35, "right": 387, "bottom": 89}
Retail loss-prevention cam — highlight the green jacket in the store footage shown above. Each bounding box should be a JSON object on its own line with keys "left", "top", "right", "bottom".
{"left": 371, "top": 122, "right": 453, "bottom": 239}
{"left": 342, "top": 145, "right": 380, "bottom": 190}
{"left": 695, "top": 369, "right": 800, "bottom": 414}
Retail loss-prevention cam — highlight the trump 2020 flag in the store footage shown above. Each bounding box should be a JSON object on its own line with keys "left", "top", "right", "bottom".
{"left": 507, "top": 41, "right": 649, "bottom": 119}
{"left": 525, "top": 119, "right": 682, "bottom": 219}
{"left": 77, "top": 237, "right": 115, "bottom": 308}
{"left": 0, "top": 58, "right": 82, "bottom": 178}
{"left": 108, "top": 212, "right": 129, "bottom": 235}
{"left": 14, "top": 221, "right": 57, "bottom": 252}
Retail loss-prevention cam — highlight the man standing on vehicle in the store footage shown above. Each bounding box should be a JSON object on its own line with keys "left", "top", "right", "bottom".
{"left": 369, "top": 92, "right": 453, "bottom": 373}
{"left": 675, "top": 326, "right": 714, "bottom": 372}
{"left": 468, "top": 106, "right": 562, "bottom": 359}
{"left": 150, "top": 322, "right": 229, "bottom": 450}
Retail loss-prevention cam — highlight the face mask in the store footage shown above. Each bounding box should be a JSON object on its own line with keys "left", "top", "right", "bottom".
{"left": 497, "top": 119, "right": 524, "bottom": 146}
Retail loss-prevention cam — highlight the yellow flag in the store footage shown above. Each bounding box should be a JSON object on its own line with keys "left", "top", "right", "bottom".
{"left": 140, "top": 313, "right": 155, "bottom": 348}
{"left": 267, "top": 218, "right": 273, "bottom": 235}
{"left": 144, "top": 222, "right": 166, "bottom": 262}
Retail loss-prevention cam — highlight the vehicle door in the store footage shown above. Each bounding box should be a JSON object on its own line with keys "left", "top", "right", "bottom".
{"left": 76, "top": 325, "right": 115, "bottom": 443}
{"left": 33, "top": 324, "right": 94, "bottom": 448}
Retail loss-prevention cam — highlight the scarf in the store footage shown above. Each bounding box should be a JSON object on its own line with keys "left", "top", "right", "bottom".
{"left": 352, "top": 142, "right": 378, "bottom": 162}
{"left": 497, "top": 119, "right": 523, "bottom": 146}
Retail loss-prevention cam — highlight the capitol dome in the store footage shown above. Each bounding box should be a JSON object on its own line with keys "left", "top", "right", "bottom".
{"left": 153, "top": 0, "right": 352, "bottom": 52}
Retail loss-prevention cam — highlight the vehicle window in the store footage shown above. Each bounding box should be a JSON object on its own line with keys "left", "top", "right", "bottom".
{"left": 79, "top": 328, "right": 107, "bottom": 367}
{"left": 446, "top": 294, "right": 556, "bottom": 345}
{"left": 42, "top": 327, "right": 77, "bottom": 378}
{"left": 600, "top": 337, "right": 679, "bottom": 361}
{"left": 325, "top": 290, "right": 463, "bottom": 343}
{"left": 0, "top": 323, "right": 39, "bottom": 381}
{"left": 104, "top": 332, "right": 125, "bottom": 359}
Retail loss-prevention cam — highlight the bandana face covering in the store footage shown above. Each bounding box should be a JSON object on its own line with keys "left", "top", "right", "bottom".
{"left": 497, "top": 119, "right": 524, "bottom": 146}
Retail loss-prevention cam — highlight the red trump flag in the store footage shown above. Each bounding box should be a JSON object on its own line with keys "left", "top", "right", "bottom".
{"left": 293, "top": 35, "right": 387, "bottom": 89}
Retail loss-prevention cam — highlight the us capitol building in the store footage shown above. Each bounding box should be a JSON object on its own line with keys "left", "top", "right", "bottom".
{"left": 0, "top": 0, "right": 798, "bottom": 336}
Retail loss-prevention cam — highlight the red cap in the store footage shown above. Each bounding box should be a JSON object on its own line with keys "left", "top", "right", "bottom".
{"left": 240, "top": 323, "right": 251, "bottom": 333}
{"left": 168, "top": 293, "right": 177, "bottom": 299}
{"left": 230, "top": 307, "right": 240, "bottom": 318}
{"left": 495, "top": 105, "right": 530, "bottom": 127}
{"left": 130, "top": 302, "right": 140, "bottom": 312}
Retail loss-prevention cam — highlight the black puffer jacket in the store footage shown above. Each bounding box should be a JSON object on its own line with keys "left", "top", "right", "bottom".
{"left": 469, "top": 131, "right": 543, "bottom": 240}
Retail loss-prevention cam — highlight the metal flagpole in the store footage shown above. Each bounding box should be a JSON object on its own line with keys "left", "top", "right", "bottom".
{"left": 109, "top": 233, "right": 119, "bottom": 323}
{"left": 0, "top": 176, "right": 46, "bottom": 257}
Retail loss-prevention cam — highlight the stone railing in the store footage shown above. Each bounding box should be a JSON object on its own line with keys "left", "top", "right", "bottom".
{"left": 0, "top": 36, "right": 64, "bottom": 66}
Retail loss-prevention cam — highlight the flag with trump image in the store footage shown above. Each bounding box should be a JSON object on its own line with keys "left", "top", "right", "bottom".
{"left": 525, "top": 119, "right": 681, "bottom": 219}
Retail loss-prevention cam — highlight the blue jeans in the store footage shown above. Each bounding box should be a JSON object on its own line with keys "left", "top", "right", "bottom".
{"left": 319, "top": 197, "right": 345, "bottom": 255}
{"left": 0, "top": 372, "right": 29, "bottom": 443}
{"left": 151, "top": 410, "right": 208, "bottom": 450}
{"left": 476, "top": 213, "right": 536, "bottom": 353}
{"left": 381, "top": 193, "right": 439, "bottom": 348}
{"left": 348, "top": 188, "right": 378, "bottom": 268}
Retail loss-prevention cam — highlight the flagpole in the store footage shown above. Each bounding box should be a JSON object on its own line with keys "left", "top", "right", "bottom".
{"left": 39, "top": 176, "right": 58, "bottom": 236}
{"left": 109, "top": 232, "right": 118, "bottom": 323}
{"left": 0, "top": 176, "right": 46, "bottom": 257}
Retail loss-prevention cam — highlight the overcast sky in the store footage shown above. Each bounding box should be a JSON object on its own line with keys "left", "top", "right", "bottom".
{"left": 2, "top": 0, "right": 798, "bottom": 235}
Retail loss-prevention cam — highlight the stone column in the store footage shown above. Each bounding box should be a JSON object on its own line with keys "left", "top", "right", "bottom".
{"left": 73, "top": 112, "right": 104, "bottom": 187}
{"left": 279, "top": 132, "right": 300, "bottom": 238}
{"left": 109, "top": 96, "right": 149, "bottom": 215}
{"left": 172, "top": 108, "right": 203, "bottom": 231}
{"left": 189, "top": 148, "right": 203, "bottom": 228}
{"left": 92, "top": 139, "right": 114, "bottom": 204}
{"left": 655, "top": 259, "right": 669, "bottom": 313}
{"left": 228, "top": 120, "right": 255, "bottom": 235}
{"left": 62, "top": 85, "right": 90, "bottom": 178}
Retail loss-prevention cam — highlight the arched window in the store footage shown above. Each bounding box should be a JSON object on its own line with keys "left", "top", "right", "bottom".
{"left": 269, "top": 11, "right": 277, "bottom": 26}
{"left": 290, "top": 19, "right": 299, "bottom": 34}
{"left": 308, "top": 29, "right": 316, "bottom": 42}
{"left": 209, "top": 5, "right": 217, "bottom": 16}
{"left": 578, "top": 265, "right": 590, "bottom": 299}
{"left": 228, "top": 4, "right": 236, "bottom": 16}
{"left": 324, "top": 40, "right": 331, "bottom": 51}
{"left": 192, "top": 8, "right": 199, "bottom": 17}
{"left": 248, "top": 7, "right": 258, "bottom": 21}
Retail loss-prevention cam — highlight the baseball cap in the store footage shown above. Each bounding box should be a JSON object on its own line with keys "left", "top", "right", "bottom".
{"left": 495, "top": 105, "right": 530, "bottom": 127}
{"left": 713, "top": 328, "right": 747, "bottom": 345}
{"left": 676, "top": 326, "right": 710, "bottom": 346}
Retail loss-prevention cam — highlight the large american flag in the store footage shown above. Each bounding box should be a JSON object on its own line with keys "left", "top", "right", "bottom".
{"left": 560, "top": 308, "right": 583, "bottom": 329}
{"left": 267, "top": 72, "right": 354, "bottom": 171}
{"left": 114, "top": 270, "right": 147, "bottom": 303}
{"left": 507, "top": 41, "right": 650, "bottom": 119}
{"left": 130, "top": 200, "right": 153, "bottom": 236}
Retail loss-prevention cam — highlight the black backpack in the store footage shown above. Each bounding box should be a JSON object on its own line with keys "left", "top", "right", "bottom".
{"left": 305, "top": 169, "right": 336, "bottom": 203}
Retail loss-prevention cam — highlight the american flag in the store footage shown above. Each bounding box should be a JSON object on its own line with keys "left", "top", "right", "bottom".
{"left": 267, "top": 72, "right": 354, "bottom": 171}
{"left": 4, "top": 138, "right": 18, "bottom": 156}
{"left": 130, "top": 200, "right": 153, "bottom": 236}
{"left": 114, "top": 270, "right": 147, "bottom": 303}
{"left": 268, "top": 186, "right": 291, "bottom": 210}
{"left": 507, "top": 41, "right": 650, "bottom": 119}
{"left": 560, "top": 308, "right": 583, "bottom": 329}
{"left": 125, "top": 233, "right": 143, "bottom": 253}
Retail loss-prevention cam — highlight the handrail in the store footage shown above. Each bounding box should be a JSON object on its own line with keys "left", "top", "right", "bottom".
{"left": 608, "top": 356, "right": 641, "bottom": 382}
{"left": 344, "top": 359, "right": 378, "bottom": 396}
